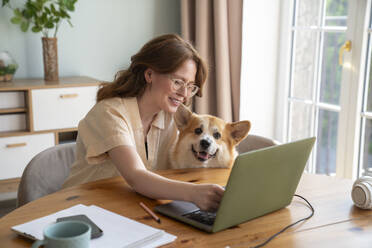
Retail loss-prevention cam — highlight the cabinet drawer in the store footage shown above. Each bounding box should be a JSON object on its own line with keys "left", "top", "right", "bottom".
{"left": 0, "top": 133, "right": 55, "bottom": 179}
{"left": 31, "top": 86, "right": 98, "bottom": 131}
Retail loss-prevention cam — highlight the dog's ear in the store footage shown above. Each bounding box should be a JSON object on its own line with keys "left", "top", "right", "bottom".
{"left": 228, "top": 120, "right": 251, "bottom": 144}
{"left": 174, "top": 104, "right": 193, "bottom": 130}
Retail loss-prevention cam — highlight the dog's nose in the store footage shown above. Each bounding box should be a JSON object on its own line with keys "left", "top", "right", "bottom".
{"left": 200, "top": 139, "right": 210, "bottom": 149}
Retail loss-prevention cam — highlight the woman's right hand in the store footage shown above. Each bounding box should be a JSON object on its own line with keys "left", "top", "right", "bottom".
{"left": 190, "top": 184, "right": 225, "bottom": 212}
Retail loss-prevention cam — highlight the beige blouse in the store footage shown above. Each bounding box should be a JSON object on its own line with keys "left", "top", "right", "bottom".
{"left": 62, "top": 97, "right": 178, "bottom": 188}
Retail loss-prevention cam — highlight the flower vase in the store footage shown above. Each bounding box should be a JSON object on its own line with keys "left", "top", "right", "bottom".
{"left": 42, "top": 37, "right": 59, "bottom": 81}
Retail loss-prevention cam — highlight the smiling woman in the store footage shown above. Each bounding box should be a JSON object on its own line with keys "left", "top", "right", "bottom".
{"left": 62, "top": 34, "right": 226, "bottom": 212}
{"left": 140, "top": 59, "right": 198, "bottom": 115}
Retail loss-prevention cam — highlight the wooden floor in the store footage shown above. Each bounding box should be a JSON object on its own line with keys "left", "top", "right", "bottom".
{"left": 0, "top": 178, "right": 20, "bottom": 218}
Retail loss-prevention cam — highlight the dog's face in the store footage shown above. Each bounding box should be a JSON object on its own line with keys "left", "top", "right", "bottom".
{"left": 170, "top": 104, "right": 251, "bottom": 168}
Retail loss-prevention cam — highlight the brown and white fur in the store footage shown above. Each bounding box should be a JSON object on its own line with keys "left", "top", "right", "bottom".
{"left": 170, "top": 104, "right": 251, "bottom": 169}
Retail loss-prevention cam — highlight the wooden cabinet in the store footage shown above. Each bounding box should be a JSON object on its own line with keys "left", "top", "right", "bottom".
{"left": 0, "top": 77, "right": 101, "bottom": 180}
{"left": 0, "top": 133, "right": 55, "bottom": 179}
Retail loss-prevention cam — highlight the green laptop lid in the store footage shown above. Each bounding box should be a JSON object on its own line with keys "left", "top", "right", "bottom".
{"left": 212, "top": 137, "right": 315, "bottom": 233}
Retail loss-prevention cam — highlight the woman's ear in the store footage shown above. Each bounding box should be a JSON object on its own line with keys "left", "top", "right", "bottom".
{"left": 144, "top": 68, "right": 153, "bottom": 84}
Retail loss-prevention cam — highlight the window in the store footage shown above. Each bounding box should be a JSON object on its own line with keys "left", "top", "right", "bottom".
{"left": 281, "top": 0, "right": 372, "bottom": 179}
{"left": 360, "top": 6, "right": 372, "bottom": 176}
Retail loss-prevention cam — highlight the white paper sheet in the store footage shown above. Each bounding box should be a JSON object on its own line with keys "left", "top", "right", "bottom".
{"left": 11, "top": 204, "right": 177, "bottom": 248}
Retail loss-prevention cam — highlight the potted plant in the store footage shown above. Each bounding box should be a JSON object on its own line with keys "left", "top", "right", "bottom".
{"left": 0, "top": 51, "right": 18, "bottom": 82}
{"left": 1, "top": 0, "right": 77, "bottom": 81}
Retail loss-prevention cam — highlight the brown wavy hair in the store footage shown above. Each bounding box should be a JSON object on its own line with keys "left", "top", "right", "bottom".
{"left": 97, "top": 34, "right": 208, "bottom": 103}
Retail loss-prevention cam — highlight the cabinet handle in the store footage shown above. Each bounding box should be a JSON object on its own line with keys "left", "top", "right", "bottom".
{"left": 60, "top": 93, "right": 78, "bottom": 99}
{"left": 6, "top": 142, "right": 27, "bottom": 148}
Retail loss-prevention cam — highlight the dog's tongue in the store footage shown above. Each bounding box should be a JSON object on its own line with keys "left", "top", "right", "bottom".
{"left": 198, "top": 152, "right": 209, "bottom": 160}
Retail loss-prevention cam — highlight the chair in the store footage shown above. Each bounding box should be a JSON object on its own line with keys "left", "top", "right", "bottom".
{"left": 17, "top": 142, "right": 76, "bottom": 207}
{"left": 16, "top": 136, "right": 275, "bottom": 207}
{"left": 237, "top": 134, "right": 279, "bottom": 154}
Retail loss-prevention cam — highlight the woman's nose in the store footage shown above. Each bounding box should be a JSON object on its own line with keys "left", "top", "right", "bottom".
{"left": 177, "top": 85, "right": 188, "bottom": 97}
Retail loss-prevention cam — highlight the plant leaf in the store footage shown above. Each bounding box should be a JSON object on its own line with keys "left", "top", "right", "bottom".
{"left": 66, "top": 2, "right": 74, "bottom": 11}
{"left": 20, "top": 21, "right": 30, "bottom": 32}
{"left": 24, "top": 9, "right": 34, "bottom": 19}
{"left": 44, "top": 6, "right": 50, "bottom": 15}
{"left": 10, "top": 17, "right": 22, "bottom": 24}
{"left": 41, "top": 13, "right": 47, "bottom": 24}
{"left": 46, "top": 21, "right": 54, "bottom": 28}
{"left": 32, "top": 25, "right": 42, "bottom": 33}
{"left": 2, "top": 0, "right": 10, "bottom": 7}
{"left": 29, "top": 2, "right": 41, "bottom": 11}
{"left": 50, "top": 4, "right": 58, "bottom": 16}
{"left": 59, "top": 9, "right": 68, "bottom": 18}
{"left": 13, "top": 8, "right": 22, "bottom": 17}
{"left": 5, "top": 0, "right": 75, "bottom": 36}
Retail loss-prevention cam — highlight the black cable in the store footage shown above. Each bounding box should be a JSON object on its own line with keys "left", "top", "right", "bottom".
{"left": 249, "top": 194, "right": 314, "bottom": 248}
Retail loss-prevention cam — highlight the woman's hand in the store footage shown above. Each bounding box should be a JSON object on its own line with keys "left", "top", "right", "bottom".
{"left": 190, "top": 184, "right": 225, "bottom": 211}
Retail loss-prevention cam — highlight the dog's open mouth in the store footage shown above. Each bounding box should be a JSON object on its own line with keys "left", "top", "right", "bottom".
{"left": 192, "top": 145, "right": 218, "bottom": 162}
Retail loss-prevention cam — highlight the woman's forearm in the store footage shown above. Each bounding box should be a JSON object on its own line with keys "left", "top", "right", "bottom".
{"left": 109, "top": 145, "right": 194, "bottom": 202}
{"left": 129, "top": 168, "right": 195, "bottom": 202}
{"left": 109, "top": 145, "right": 224, "bottom": 211}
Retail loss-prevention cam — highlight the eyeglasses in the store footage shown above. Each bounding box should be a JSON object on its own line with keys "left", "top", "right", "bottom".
{"left": 169, "top": 77, "right": 199, "bottom": 97}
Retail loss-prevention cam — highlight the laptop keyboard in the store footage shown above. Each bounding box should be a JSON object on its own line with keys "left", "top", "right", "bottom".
{"left": 183, "top": 210, "right": 216, "bottom": 226}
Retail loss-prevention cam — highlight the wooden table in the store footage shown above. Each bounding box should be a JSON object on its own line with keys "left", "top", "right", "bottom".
{"left": 0, "top": 168, "right": 372, "bottom": 248}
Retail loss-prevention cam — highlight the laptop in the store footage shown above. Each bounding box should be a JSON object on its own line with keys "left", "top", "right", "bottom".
{"left": 154, "top": 137, "right": 315, "bottom": 233}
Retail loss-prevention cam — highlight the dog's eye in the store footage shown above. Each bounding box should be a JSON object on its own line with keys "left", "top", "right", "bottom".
{"left": 194, "top": 128, "right": 203, "bottom": 135}
{"left": 213, "top": 132, "right": 221, "bottom": 139}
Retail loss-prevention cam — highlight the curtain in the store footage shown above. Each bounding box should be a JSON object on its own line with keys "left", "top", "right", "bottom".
{"left": 181, "top": 0, "right": 243, "bottom": 122}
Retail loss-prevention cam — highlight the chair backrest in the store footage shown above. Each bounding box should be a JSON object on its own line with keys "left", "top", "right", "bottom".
{"left": 17, "top": 142, "right": 76, "bottom": 207}
{"left": 236, "top": 134, "right": 279, "bottom": 154}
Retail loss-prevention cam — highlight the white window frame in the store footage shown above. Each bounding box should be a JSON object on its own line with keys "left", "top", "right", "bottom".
{"left": 335, "top": 0, "right": 370, "bottom": 179}
{"left": 275, "top": 0, "right": 293, "bottom": 143}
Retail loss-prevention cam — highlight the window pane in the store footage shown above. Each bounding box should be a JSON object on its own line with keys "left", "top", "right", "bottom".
{"left": 325, "top": 0, "right": 348, "bottom": 26}
{"left": 367, "top": 44, "right": 372, "bottom": 111}
{"left": 289, "top": 101, "right": 312, "bottom": 141}
{"left": 320, "top": 32, "right": 345, "bottom": 105}
{"left": 292, "top": 30, "right": 318, "bottom": 100}
{"left": 316, "top": 109, "right": 339, "bottom": 175}
{"left": 362, "top": 119, "right": 372, "bottom": 173}
{"left": 295, "top": 0, "right": 321, "bottom": 27}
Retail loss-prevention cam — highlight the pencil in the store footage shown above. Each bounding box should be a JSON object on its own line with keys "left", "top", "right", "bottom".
{"left": 139, "top": 202, "right": 161, "bottom": 223}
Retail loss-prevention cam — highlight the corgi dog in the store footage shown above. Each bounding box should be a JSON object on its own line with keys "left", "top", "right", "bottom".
{"left": 170, "top": 104, "right": 251, "bottom": 169}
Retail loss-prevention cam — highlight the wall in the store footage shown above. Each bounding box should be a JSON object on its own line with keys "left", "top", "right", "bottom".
{"left": 0, "top": 0, "right": 180, "bottom": 81}
{"left": 1, "top": 0, "right": 283, "bottom": 141}
{"left": 240, "top": 0, "right": 281, "bottom": 140}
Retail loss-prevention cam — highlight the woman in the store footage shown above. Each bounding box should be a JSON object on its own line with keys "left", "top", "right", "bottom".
{"left": 62, "top": 34, "right": 224, "bottom": 211}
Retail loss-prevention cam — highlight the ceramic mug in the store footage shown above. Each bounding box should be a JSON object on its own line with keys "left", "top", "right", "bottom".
{"left": 32, "top": 220, "right": 91, "bottom": 248}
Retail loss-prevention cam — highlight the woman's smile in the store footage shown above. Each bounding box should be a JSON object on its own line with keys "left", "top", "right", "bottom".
{"left": 168, "top": 96, "right": 183, "bottom": 107}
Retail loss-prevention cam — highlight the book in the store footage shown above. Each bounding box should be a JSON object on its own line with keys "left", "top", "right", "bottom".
{"left": 11, "top": 204, "right": 176, "bottom": 248}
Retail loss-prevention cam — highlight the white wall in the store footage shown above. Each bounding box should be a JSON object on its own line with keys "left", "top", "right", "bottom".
{"left": 0, "top": 0, "right": 180, "bottom": 82}
{"left": 1, "top": 0, "right": 283, "bottom": 140}
{"left": 240, "top": 0, "right": 281, "bottom": 140}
